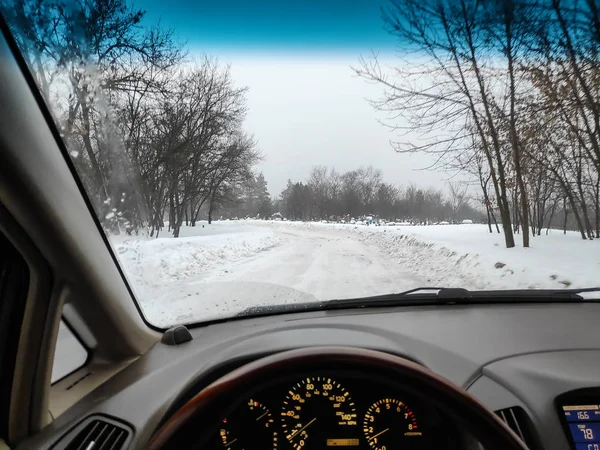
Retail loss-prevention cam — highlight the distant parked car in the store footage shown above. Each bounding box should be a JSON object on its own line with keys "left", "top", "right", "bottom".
{"left": 462, "top": 219, "right": 474, "bottom": 224}
{"left": 439, "top": 221, "right": 450, "bottom": 225}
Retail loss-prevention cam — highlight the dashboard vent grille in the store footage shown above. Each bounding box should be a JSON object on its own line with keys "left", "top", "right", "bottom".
{"left": 65, "top": 418, "right": 129, "bottom": 450}
{"left": 495, "top": 406, "right": 539, "bottom": 449}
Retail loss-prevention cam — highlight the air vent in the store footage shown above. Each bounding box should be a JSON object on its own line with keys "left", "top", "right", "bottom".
{"left": 495, "top": 406, "right": 540, "bottom": 449}
{"left": 54, "top": 416, "right": 132, "bottom": 450}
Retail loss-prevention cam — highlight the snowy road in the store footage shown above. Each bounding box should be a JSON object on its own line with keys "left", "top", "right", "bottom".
{"left": 123, "top": 220, "right": 599, "bottom": 327}
{"left": 207, "top": 226, "right": 423, "bottom": 298}
{"left": 146, "top": 224, "right": 424, "bottom": 326}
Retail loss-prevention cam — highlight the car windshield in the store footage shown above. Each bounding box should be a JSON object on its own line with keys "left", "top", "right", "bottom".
{"left": 1, "top": 0, "right": 599, "bottom": 328}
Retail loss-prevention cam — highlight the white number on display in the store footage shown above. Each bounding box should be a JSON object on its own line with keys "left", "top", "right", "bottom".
{"left": 581, "top": 427, "right": 595, "bottom": 440}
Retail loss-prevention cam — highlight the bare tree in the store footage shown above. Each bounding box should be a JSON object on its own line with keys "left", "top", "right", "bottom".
{"left": 355, "top": 0, "right": 517, "bottom": 246}
{"left": 448, "top": 182, "right": 471, "bottom": 222}
{"left": 355, "top": 0, "right": 600, "bottom": 243}
{"left": 277, "top": 166, "right": 484, "bottom": 224}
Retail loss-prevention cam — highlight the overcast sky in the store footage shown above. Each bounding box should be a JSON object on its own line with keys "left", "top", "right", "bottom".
{"left": 138, "top": 0, "right": 448, "bottom": 196}
{"left": 223, "top": 54, "right": 446, "bottom": 195}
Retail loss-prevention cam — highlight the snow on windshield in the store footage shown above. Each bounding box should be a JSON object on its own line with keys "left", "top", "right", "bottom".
{"left": 2, "top": 0, "right": 599, "bottom": 327}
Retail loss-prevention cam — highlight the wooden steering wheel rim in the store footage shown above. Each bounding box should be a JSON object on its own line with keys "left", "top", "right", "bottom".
{"left": 148, "top": 346, "right": 528, "bottom": 450}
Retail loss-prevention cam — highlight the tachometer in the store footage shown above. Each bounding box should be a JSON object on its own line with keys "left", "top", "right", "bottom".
{"left": 363, "top": 399, "right": 422, "bottom": 449}
{"left": 281, "top": 377, "right": 359, "bottom": 449}
{"left": 219, "top": 399, "right": 278, "bottom": 450}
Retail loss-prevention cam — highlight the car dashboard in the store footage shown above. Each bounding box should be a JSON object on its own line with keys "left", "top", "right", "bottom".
{"left": 20, "top": 302, "right": 600, "bottom": 450}
{"left": 203, "top": 371, "right": 462, "bottom": 449}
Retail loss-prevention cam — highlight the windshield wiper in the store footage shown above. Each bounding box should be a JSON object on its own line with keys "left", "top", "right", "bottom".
{"left": 322, "top": 286, "right": 600, "bottom": 309}
{"left": 230, "top": 287, "right": 600, "bottom": 322}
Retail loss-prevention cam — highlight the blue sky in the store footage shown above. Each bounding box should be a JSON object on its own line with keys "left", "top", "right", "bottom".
{"left": 137, "top": 0, "right": 395, "bottom": 53}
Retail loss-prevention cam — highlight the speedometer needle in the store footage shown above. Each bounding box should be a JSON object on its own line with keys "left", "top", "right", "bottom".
{"left": 289, "top": 417, "right": 317, "bottom": 440}
{"left": 368, "top": 428, "right": 389, "bottom": 441}
{"left": 256, "top": 411, "right": 269, "bottom": 421}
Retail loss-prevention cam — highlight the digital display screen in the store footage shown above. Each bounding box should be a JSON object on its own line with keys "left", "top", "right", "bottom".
{"left": 326, "top": 438, "right": 360, "bottom": 446}
{"left": 563, "top": 405, "right": 600, "bottom": 450}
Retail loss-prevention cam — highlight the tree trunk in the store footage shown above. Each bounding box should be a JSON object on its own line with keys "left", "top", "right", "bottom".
{"left": 565, "top": 191, "right": 587, "bottom": 240}
{"left": 172, "top": 193, "right": 185, "bottom": 238}
{"left": 563, "top": 197, "right": 569, "bottom": 235}
{"left": 576, "top": 182, "right": 594, "bottom": 239}
{"left": 595, "top": 179, "right": 600, "bottom": 238}
{"left": 172, "top": 218, "right": 181, "bottom": 238}
{"left": 168, "top": 195, "right": 175, "bottom": 232}
{"left": 503, "top": 8, "right": 529, "bottom": 248}
{"left": 492, "top": 209, "right": 500, "bottom": 234}
{"left": 479, "top": 170, "right": 494, "bottom": 234}
{"left": 193, "top": 197, "right": 208, "bottom": 224}
{"left": 488, "top": 166, "right": 514, "bottom": 244}
{"left": 208, "top": 200, "right": 214, "bottom": 224}
{"left": 208, "top": 192, "right": 217, "bottom": 225}
{"left": 515, "top": 158, "right": 530, "bottom": 246}
{"left": 189, "top": 202, "right": 196, "bottom": 227}
{"left": 546, "top": 201, "right": 557, "bottom": 235}
{"left": 580, "top": 201, "right": 594, "bottom": 239}
{"left": 509, "top": 121, "right": 529, "bottom": 244}
{"left": 517, "top": 207, "right": 524, "bottom": 236}
{"left": 537, "top": 201, "right": 544, "bottom": 236}
{"left": 512, "top": 189, "right": 520, "bottom": 234}
{"left": 173, "top": 208, "right": 184, "bottom": 238}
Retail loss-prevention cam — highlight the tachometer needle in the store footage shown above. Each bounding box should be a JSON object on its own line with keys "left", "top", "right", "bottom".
{"left": 223, "top": 438, "right": 238, "bottom": 446}
{"left": 289, "top": 417, "right": 317, "bottom": 440}
{"left": 256, "top": 411, "right": 269, "bottom": 421}
{"left": 368, "top": 428, "right": 389, "bottom": 441}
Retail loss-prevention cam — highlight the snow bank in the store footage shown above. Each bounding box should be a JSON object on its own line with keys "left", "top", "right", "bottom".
{"left": 109, "top": 221, "right": 281, "bottom": 304}
{"left": 106, "top": 218, "right": 598, "bottom": 327}
{"left": 261, "top": 220, "right": 600, "bottom": 290}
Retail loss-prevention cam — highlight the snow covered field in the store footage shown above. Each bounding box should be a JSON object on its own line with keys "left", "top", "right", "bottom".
{"left": 271, "top": 221, "right": 600, "bottom": 291}
{"left": 109, "top": 220, "right": 600, "bottom": 327}
{"left": 110, "top": 223, "right": 281, "bottom": 324}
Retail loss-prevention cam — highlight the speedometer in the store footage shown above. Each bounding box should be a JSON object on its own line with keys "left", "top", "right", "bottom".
{"left": 281, "top": 377, "right": 359, "bottom": 449}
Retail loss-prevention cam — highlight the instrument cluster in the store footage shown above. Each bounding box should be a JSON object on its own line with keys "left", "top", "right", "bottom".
{"left": 211, "top": 373, "right": 461, "bottom": 449}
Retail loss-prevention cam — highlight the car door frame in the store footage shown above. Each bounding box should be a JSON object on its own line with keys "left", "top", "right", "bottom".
{"left": 0, "top": 13, "right": 159, "bottom": 447}
{"left": 0, "top": 207, "right": 55, "bottom": 445}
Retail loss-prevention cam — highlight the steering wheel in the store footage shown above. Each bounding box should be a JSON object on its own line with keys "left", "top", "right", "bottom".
{"left": 148, "top": 347, "right": 529, "bottom": 449}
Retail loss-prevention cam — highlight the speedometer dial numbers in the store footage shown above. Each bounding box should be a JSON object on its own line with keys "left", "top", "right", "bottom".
{"left": 219, "top": 399, "right": 277, "bottom": 450}
{"left": 281, "top": 377, "right": 359, "bottom": 449}
{"left": 363, "top": 399, "right": 422, "bottom": 449}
